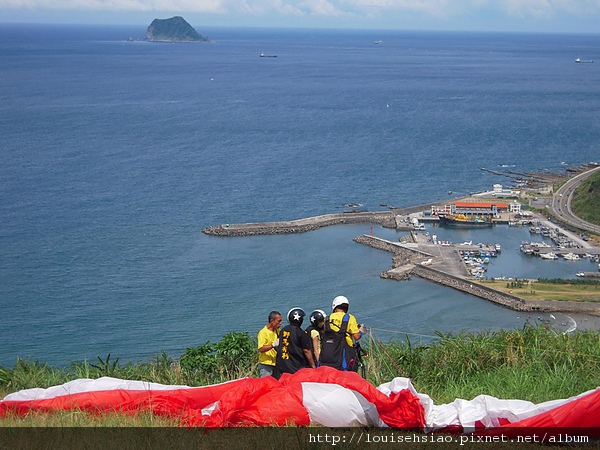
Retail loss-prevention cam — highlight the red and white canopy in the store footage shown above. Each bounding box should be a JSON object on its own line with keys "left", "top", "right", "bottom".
{"left": 1, "top": 367, "right": 598, "bottom": 437}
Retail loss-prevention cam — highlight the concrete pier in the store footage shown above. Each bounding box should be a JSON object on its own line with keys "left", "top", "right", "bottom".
{"left": 203, "top": 211, "right": 395, "bottom": 236}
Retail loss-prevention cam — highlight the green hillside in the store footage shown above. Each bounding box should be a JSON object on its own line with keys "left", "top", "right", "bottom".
{"left": 572, "top": 170, "right": 600, "bottom": 226}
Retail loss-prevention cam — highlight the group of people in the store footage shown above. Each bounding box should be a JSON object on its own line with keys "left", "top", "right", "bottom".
{"left": 257, "top": 295, "right": 367, "bottom": 379}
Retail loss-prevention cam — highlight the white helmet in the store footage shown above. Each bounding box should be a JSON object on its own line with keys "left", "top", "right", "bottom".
{"left": 332, "top": 295, "right": 349, "bottom": 311}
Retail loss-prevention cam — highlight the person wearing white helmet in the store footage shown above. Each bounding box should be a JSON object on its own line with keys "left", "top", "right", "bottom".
{"left": 331, "top": 295, "right": 366, "bottom": 343}
{"left": 320, "top": 295, "right": 367, "bottom": 372}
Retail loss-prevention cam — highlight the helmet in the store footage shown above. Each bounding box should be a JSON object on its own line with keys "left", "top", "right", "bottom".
{"left": 332, "top": 295, "right": 349, "bottom": 311}
{"left": 309, "top": 309, "right": 327, "bottom": 326}
{"left": 287, "top": 307, "right": 306, "bottom": 325}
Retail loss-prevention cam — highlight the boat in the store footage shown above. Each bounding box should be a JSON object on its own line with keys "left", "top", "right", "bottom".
{"left": 576, "top": 272, "right": 585, "bottom": 277}
{"left": 259, "top": 53, "right": 277, "bottom": 58}
{"left": 563, "top": 252, "right": 580, "bottom": 261}
{"left": 575, "top": 58, "right": 594, "bottom": 63}
{"left": 540, "top": 252, "right": 558, "bottom": 260}
{"left": 438, "top": 214, "right": 493, "bottom": 228}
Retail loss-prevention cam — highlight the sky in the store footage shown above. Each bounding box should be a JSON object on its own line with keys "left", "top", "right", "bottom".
{"left": 1, "top": 0, "right": 600, "bottom": 33}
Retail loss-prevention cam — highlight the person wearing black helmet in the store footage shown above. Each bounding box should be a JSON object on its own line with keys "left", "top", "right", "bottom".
{"left": 306, "top": 309, "right": 326, "bottom": 363}
{"left": 275, "top": 307, "right": 316, "bottom": 375}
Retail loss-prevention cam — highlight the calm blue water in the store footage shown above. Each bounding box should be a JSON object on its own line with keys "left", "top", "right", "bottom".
{"left": 1, "top": 25, "right": 599, "bottom": 366}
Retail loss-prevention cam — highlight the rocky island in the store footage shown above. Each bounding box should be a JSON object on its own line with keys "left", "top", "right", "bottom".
{"left": 145, "top": 16, "right": 208, "bottom": 42}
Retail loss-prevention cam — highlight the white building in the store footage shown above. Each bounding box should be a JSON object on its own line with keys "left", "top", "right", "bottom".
{"left": 509, "top": 201, "right": 522, "bottom": 213}
{"left": 492, "top": 184, "right": 519, "bottom": 198}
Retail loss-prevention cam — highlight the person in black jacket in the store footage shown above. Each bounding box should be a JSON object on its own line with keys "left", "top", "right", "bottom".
{"left": 276, "top": 307, "right": 316, "bottom": 374}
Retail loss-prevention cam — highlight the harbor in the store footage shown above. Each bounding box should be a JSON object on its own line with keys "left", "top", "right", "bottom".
{"left": 204, "top": 187, "right": 600, "bottom": 315}
{"left": 354, "top": 232, "right": 600, "bottom": 314}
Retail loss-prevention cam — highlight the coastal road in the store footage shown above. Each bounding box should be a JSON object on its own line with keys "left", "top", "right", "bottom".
{"left": 550, "top": 165, "right": 600, "bottom": 236}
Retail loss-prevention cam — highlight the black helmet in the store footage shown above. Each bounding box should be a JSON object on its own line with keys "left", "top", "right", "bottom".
{"left": 309, "top": 309, "right": 327, "bottom": 326}
{"left": 287, "top": 307, "right": 306, "bottom": 325}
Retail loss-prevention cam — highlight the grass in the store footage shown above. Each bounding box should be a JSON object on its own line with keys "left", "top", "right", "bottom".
{"left": 364, "top": 326, "right": 600, "bottom": 404}
{"left": 0, "top": 409, "right": 178, "bottom": 427}
{"left": 477, "top": 279, "right": 600, "bottom": 302}
{"left": 572, "top": 170, "right": 600, "bottom": 226}
{"left": 2, "top": 326, "right": 599, "bottom": 405}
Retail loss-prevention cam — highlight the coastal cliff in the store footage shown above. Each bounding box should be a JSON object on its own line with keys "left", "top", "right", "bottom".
{"left": 145, "top": 17, "right": 208, "bottom": 42}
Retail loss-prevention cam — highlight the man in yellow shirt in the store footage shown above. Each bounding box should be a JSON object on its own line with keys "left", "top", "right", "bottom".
{"left": 257, "top": 310, "right": 282, "bottom": 378}
{"left": 320, "top": 295, "right": 366, "bottom": 371}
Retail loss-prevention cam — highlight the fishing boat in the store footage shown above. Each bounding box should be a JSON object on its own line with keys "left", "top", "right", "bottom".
{"left": 438, "top": 214, "right": 493, "bottom": 228}
{"left": 540, "top": 252, "right": 558, "bottom": 260}
{"left": 563, "top": 252, "right": 580, "bottom": 261}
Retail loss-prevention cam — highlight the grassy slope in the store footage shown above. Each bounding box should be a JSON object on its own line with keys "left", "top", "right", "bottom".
{"left": 479, "top": 279, "right": 600, "bottom": 302}
{"left": 572, "top": 170, "right": 600, "bottom": 226}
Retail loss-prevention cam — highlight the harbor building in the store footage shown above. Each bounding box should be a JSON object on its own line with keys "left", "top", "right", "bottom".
{"left": 492, "top": 184, "right": 520, "bottom": 198}
{"left": 431, "top": 201, "right": 510, "bottom": 219}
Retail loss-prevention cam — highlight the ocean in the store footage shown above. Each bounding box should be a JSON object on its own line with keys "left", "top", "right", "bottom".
{"left": 1, "top": 24, "right": 599, "bottom": 367}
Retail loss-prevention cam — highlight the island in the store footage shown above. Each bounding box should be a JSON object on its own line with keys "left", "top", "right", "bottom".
{"left": 145, "top": 16, "right": 209, "bottom": 42}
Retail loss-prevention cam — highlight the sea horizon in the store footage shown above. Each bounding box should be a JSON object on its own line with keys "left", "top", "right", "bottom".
{"left": 2, "top": 21, "right": 600, "bottom": 36}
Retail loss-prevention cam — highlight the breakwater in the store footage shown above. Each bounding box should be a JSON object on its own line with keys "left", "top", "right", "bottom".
{"left": 203, "top": 211, "right": 395, "bottom": 236}
{"left": 354, "top": 234, "right": 600, "bottom": 313}
{"left": 411, "top": 265, "right": 532, "bottom": 312}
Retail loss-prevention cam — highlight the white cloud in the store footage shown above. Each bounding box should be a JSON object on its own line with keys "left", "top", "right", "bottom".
{"left": 1, "top": 0, "right": 599, "bottom": 22}
{"left": 337, "top": 0, "right": 600, "bottom": 18}
{"left": 300, "top": 0, "right": 343, "bottom": 16}
{"left": 339, "top": 0, "right": 449, "bottom": 14}
{"left": 0, "top": 0, "right": 228, "bottom": 13}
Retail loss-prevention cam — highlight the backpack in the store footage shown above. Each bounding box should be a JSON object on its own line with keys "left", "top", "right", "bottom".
{"left": 319, "top": 314, "right": 357, "bottom": 371}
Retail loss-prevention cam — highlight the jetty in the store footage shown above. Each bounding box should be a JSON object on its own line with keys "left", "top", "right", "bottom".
{"left": 202, "top": 211, "right": 395, "bottom": 236}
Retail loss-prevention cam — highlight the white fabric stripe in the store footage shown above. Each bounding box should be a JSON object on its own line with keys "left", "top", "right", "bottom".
{"left": 377, "top": 377, "right": 599, "bottom": 431}
{"left": 3, "top": 376, "right": 241, "bottom": 401}
{"left": 302, "top": 382, "right": 386, "bottom": 427}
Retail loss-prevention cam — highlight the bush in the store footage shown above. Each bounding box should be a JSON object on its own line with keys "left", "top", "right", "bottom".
{"left": 179, "top": 332, "right": 257, "bottom": 384}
